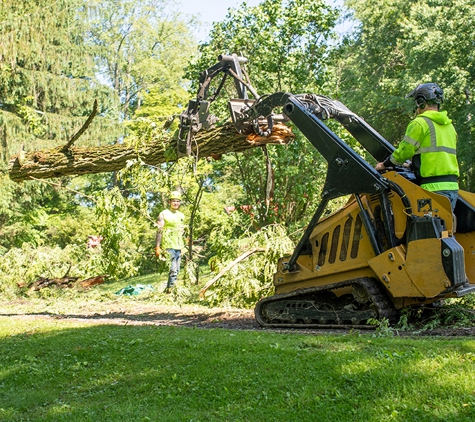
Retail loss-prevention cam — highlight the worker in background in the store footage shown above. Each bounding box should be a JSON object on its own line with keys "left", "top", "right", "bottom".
{"left": 155, "top": 191, "right": 186, "bottom": 293}
{"left": 376, "top": 83, "right": 459, "bottom": 210}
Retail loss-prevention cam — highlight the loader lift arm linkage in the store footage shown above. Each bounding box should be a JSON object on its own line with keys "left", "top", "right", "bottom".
{"left": 179, "top": 55, "right": 410, "bottom": 268}
{"left": 241, "top": 93, "right": 412, "bottom": 270}
{"left": 180, "top": 54, "right": 475, "bottom": 328}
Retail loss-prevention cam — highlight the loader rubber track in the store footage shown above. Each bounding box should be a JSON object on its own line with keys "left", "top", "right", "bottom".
{"left": 254, "top": 277, "right": 398, "bottom": 329}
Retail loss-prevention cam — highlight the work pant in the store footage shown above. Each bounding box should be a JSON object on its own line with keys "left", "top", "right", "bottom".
{"left": 166, "top": 248, "right": 182, "bottom": 289}
{"left": 435, "top": 190, "right": 458, "bottom": 211}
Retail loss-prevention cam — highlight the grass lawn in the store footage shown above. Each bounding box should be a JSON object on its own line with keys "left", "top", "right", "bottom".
{"left": 1, "top": 315, "right": 475, "bottom": 422}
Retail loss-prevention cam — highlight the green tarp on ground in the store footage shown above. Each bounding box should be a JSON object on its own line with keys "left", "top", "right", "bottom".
{"left": 115, "top": 284, "right": 154, "bottom": 296}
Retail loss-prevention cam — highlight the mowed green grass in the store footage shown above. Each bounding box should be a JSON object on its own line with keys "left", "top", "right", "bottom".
{"left": 1, "top": 316, "right": 475, "bottom": 422}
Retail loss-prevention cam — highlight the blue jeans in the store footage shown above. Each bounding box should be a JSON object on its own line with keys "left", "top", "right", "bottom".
{"left": 435, "top": 190, "right": 458, "bottom": 211}
{"left": 166, "top": 249, "right": 182, "bottom": 289}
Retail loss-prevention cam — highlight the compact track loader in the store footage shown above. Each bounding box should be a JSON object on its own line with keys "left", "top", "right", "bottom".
{"left": 179, "top": 54, "right": 475, "bottom": 327}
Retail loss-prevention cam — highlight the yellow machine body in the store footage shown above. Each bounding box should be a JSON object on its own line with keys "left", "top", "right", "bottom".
{"left": 177, "top": 58, "right": 475, "bottom": 326}
{"left": 273, "top": 174, "right": 475, "bottom": 309}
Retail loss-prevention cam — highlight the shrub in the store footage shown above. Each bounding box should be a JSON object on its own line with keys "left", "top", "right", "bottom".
{"left": 0, "top": 243, "right": 105, "bottom": 298}
{"left": 202, "top": 224, "right": 294, "bottom": 308}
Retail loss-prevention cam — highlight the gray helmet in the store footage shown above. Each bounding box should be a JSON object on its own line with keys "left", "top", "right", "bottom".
{"left": 406, "top": 83, "right": 444, "bottom": 108}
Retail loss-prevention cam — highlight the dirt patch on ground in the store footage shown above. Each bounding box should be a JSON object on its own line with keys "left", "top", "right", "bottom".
{"left": 2, "top": 301, "right": 475, "bottom": 337}
{"left": 9, "top": 307, "right": 259, "bottom": 330}
{"left": 1, "top": 301, "right": 259, "bottom": 330}
{"left": 402, "top": 326, "right": 475, "bottom": 337}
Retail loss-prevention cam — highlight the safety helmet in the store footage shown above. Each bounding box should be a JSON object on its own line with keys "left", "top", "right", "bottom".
{"left": 406, "top": 83, "right": 444, "bottom": 108}
{"left": 169, "top": 190, "right": 182, "bottom": 201}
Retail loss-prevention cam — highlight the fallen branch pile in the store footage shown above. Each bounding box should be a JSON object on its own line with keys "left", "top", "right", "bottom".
{"left": 17, "top": 274, "right": 108, "bottom": 292}
{"left": 199, "top": 248, "right": 265, "bottom": 298}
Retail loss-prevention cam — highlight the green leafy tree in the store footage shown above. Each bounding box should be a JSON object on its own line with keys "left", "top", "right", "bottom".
{"left": 186, "top": 0, "right": 341, "bottom": 228}
{"left": 0, "top": 0, "right": 200, "bottom": 284}
{"left": 195, "top": 0, "right": 340, "bottom": 93}
{"left": 86, "top": 0, "right": 198, "bottom": 120}
{"left": 334, "top": 0, "right": 475, "bottom": 190}
{"left": 0, "top": 175, "right": 99, "bottom": 252}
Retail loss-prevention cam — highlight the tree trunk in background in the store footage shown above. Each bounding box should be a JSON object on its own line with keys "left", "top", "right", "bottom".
{"left": 8, "top": 123, "right": 294, "bottom": 182}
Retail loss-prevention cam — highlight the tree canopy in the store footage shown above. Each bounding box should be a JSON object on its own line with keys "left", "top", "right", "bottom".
{"left": 0, "top": 0, "right": 201, "bottom": 280}
{"left": 2, "top": 0, "right": 475, "bottom": 295}
{"left": 336, "top": 0, "right": 475, "bottom": 189}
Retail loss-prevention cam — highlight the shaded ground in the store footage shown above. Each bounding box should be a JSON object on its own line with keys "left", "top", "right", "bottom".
{"left": 2, "top": 300, "right": 475, "bottom": 336}
{"left": 1, "top": 302, "right": 264, "bottom": 332}
{"left": 3, "top": 305, "right": 258, "bottom": 330}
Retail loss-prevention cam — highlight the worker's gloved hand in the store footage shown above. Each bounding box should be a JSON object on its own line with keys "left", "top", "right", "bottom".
{"left": 155, "top": 246, "right": 161, "bottom": 257}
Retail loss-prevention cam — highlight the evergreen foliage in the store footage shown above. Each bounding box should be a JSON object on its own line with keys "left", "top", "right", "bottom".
{"left": 0, "top": 0, "right": 120, "bottom": 159}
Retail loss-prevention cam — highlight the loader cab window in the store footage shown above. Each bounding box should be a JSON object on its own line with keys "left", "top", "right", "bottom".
{"left": 454, "top": 197, "right": 475, "bottom": 233}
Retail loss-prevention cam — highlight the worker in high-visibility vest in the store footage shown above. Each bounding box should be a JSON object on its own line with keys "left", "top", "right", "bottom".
{"left": 155, "top": 191, "right": 186, "bottom": 292}
{"left": 376, "top": 83, "right": 459, "bottom": 210}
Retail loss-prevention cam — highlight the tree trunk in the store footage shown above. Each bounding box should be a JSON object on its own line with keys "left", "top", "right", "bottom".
{"left": 8, "top": 123, "right": 294, "bottom": 182}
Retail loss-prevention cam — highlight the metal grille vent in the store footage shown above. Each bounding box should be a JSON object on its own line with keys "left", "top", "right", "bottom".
{"left": 329, "top": 225, "right": 341, "bottom": 264}
{"left": 340, "top": 215, "right": 353, "bottom": 261}
{"left": 318, "top": 232, "right": 329, "bottom": 267}
{"left": 351, "top": 214, "right": 363, "bottom": 259}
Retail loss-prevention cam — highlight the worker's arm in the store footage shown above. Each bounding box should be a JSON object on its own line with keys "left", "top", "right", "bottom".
{"left": 155, "top": 212, "right": 165, "bottom": 256}
{"left": 376, "top": 119, "right": 423, "bottom": 171}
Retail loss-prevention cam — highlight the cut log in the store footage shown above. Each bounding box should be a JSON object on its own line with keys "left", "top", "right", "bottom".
{"left": 80, "top": 274, "right": 108, "bottom": 288}
{"left": 18, "top": 275, "right": 80, "bottom": 291}
{"left": 17, "top": 274, "right": 108, "bottom": 291}
{"left": 8, "top": 122, "right": 294, "bottom": 182}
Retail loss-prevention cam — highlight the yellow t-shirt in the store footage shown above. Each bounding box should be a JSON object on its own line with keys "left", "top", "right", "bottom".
{"left": 160, "top": 209, "right": 185, "bottom": 250}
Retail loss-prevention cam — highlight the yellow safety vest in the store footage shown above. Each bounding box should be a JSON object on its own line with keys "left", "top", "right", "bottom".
{"left": 160, "top": 209, "right": 185, "bottom": 250}
{"left": 390, "top": 110, "right": 459, "bottom": 191}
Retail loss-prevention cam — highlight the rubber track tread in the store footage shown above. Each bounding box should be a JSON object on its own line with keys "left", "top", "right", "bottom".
{"left": 255, "top": 277, "right": 398, "bottom": 328}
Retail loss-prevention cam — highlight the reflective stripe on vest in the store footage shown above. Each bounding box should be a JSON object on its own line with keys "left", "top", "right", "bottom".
{"left": 411, "top": 115, "right": 459, "bottom": 188}
{"left": 418, "top": 117, "right": 457, "bottom": 156}
{"left": 402, "top": 134, "right": 421, "bottom": 149}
